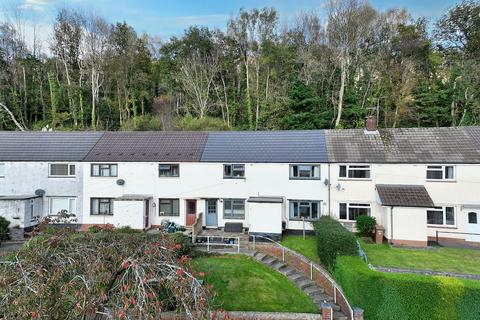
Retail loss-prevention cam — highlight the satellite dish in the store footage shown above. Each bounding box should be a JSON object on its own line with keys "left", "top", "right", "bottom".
{"left": 116, "top": 179, "right": 125, "bottom": 186}
{"left": 35, "top": 189, "right": 46, "bottom": 196}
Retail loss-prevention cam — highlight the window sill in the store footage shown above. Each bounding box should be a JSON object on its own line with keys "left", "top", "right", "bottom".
{"left": 223, "top": 217, "right": 245, "bottom": 220}
{"left": 49, "top": 176, "right": 76, "bottom": 178}
{"left": 427, "top": 225, "right": 457, "bottom": 229}
{"left": 289, "top": 218, "right": 319, "bottom": 222}
{"left": 426, "top": 180, "right": 457, "bottom": 183}
{"left": 337, "top": 178, "right": 372, "bottom": 181}
{"left": 223, "top": 177, "right": 246, "bottom": 180}
{"left": 159, "top": 215, "right": 180, "bottom": 217}
{"left": 90, "top": 214, "right": 114, "bottom": 216}
{"left": 289, "top": 178, "right": 321, "bottom": 181}
{"left": 158, "top": 176, "right": 180, "bottom": 178}
{"left": 91, "top": 176, "right": 118, "bottom": 178}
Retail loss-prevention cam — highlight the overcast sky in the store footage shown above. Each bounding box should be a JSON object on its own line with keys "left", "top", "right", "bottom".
{"left": 0, "top": 0, "right": 460, "bottom": 53}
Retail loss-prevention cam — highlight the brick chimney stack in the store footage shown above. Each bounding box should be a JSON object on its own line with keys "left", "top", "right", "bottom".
{"left": 365, "top": 116, "right": 377, "bottom": 132}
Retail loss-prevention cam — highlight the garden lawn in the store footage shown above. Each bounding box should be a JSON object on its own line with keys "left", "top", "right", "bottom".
{"left": 334, "top": 256, "right": 480, "bottom": 320}
{"left": 191, "top": 255, "right": 318, "bottom": 313}
{"left": 360, "top": 239, "right": 480, "bottom": 275}
{"left": 281, "top": 235, "right": 318, "bottom": 262}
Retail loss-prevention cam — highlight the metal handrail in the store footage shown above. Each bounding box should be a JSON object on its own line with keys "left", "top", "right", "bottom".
{"left": 251, "top": 234, "right": 354, "bottom": 320}
{"left": 195, "top": 235, "right": 240, "bottom": 253}
{"left": 435, "top": 230, "right": 480, "bottom": 245}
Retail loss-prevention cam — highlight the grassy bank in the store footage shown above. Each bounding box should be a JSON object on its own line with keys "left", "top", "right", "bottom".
{"left": 360, "top": 240, "right": 480, "bottom": 275}
{"left": 334, "top": 256, "right": 480, "bottom": 320}
{"left": 191, "top": 255, "right": 318, "bottom": 313}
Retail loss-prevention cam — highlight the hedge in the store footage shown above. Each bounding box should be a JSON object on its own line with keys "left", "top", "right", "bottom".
{"left": 334, "top": 256, "right": 480, "bottom": 320}
{"left": 356, "top": 215, "right": 377, "bottom": 237}
{"left": 314, "top": 216, "right": 357, "bottom": 268}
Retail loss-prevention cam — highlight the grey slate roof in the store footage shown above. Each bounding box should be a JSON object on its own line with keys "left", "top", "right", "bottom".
{"left": 0, "top": 131, "right": 104, "bottom": 161}
{"left": 465, "top": 127, "right": 480, "bottom": 150}
{"left": 84, "top": 131, "right": 208, "bottom": 162}
{"left": 201, "top": 130, "right": 328, "bottom": 163}
{"left": 376, "top": 184, "right": 434, "bottom": 207}
{"left": 326, "top": 127, "right": 480, "bottom": 163}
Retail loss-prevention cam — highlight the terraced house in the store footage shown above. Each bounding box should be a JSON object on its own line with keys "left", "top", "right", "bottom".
{"left": 1, "top": 123, "right": 480, "bottom": 245}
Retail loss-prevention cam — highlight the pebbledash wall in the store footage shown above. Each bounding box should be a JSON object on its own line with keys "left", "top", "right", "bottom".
{"left": 0, "top": 161, "right": 87, "bottom": 228}
{"left": 329, "top": 163, "right": 480, "bottom": 246}
{"left": 81, "top": 162, "right": 329, "bottom": 234}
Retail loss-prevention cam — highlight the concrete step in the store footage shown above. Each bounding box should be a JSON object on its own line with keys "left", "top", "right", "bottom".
{"left": 312, "top": 293, "right": 333, "bottom": 304}
{"left": 262, "top": 256, "right": 277, "bottom": 266}
{"left": 296, "top": 278, "right": 315, "bottom": 290}
{"left": 278, "top": 266, "right": 296, "bottom": 276}
{"left": 271, "top": 261, "right": 287, "bottom": 270}
{"left": 254, "top": 252, "right": 267, "bottom": 261}
{"left": 333, "top": 311, "right": 348, "bottom": 320}
{"left": 305, "top": 286, "right": 324, "bottom": 295}
{"left": 332, "top": 304, "right": 341, "bottom": 312}
{"left": 288, "top": 272, "right": 304, "bottom": 282}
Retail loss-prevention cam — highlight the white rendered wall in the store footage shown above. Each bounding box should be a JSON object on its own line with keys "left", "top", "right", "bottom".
{"left": 82, "top": 162, "right": 329, "bottom": 231}
{"left": 329, "top": 163, "right": 480, "bottom": 238}
{"left": 0, "top": 162, "right": 85, "bottom": 222}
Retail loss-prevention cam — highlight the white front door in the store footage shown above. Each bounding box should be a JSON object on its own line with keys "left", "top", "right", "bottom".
{"left": 465, "top": 210, "right": 480, "bottom": 242}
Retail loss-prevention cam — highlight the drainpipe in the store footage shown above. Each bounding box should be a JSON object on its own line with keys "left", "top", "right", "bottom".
{"left": 327, "top": 163, "right": 331, "bottom": 216}
{"left": 390, "top": 206, "right": 394, "bottom": 244}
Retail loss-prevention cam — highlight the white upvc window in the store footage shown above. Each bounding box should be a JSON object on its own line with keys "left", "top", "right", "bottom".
{"left": 48, "top": 197, "right": 76, "bottom": 215}
{"left": 427, "top": 206, "right": 455, "bottom": 226}
{"left": 426, "top": 165, "right": 455, "bottom": 181}
{"left": 339, "top": 165, "right": 371, "bottom": 179}
{"left": 0, "top": 163, "right": 4, "bottom": 178}
{"left": 49, "top": 163, "right": 76, "bottom": 177}
{"left": 223, "top": 164, "right": 245, "bottom": 179}
{"left": 339, "top": 203, "right": 371, "bottom": 221}
{"left": 91, "top": 164, "right": 118, "bottom": 177}
{"left": 289, "top": 200, "right": 321, "bottom": 220}
{"left": 290, "top": 164, "right": 321, "bottom": 180}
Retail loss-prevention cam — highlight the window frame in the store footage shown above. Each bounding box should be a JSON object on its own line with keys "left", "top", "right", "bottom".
{"left": 289, "top": 200, "right": 321, "bottom": 221}
{"left": 223, "top": 198, "right": 246, "bottom": 219}
{"left": 427, "top": 206, "right": 456, "bottom": 227}
{"left": 0, "top": 163, "right": 4, "bottom": 178}
{"left": 90, "top": 198, "right": 114, "bottom": 216}
{"left": 289, "top": 164, "right": 321, "bottom": 180}
{"left": 426, "top": 165, "right": 455, "bottom": 181}
{"left": 223, "top": 164, "right": 245, "bottom": 179}
{"left": 48, "top": 163, "right": 76, "bottom": 178}
{"left": 158, "top": 198, "right": 180, "bottom": 216}
{"left": 338, "top": 164, "right": 371, "bottom": 180}
{"left": 339, "top": 202, "right": 371, "bottom": 221}
{"left": 48, "top": 197, "right": 77, "bottom": 216}
{"left": 158, "top": 164, "right": 180, "bottom": 177}
{"left": 91, "top": 163, "right": 118, "bottom": 177}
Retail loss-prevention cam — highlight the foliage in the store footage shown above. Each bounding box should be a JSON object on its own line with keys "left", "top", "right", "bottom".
{"left": 0, "top": 216, "right": 10, "bottom": 240}
{"left": 191, "top": 255, "right": 318, "bottom": 313}
{"left": 333, "top": 256, "right": 480, "bottom": 320}
{"left": 314, "top": 216, "right": 357, "bottom": 268}
{"left": 355, "top": 216, "right": 377, "bottom": 237}
{"left": 1, "top": 2, "right": 479, "bottom": 131}
{"left": 120, "top": 115, "right": 162, "bottom": 131}
{"left": 168, "top": 232, "right": 193, "bottom": 257}
{"left": 360, "top": 239, "right": 480, "bottom": 275}
{"left": 176, "top": 116, "right": 231, "bottom": 131}
{"left": 0, "top": 229, "right": 209, "bottom": 319}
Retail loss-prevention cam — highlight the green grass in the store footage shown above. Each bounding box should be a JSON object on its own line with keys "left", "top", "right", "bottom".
{"left": 334, "top": 256, "right": 480, "bottom": 320}
{"left": 191, "top": 255, "right": 318, "bottom": 313}
{"left": 361, "top": 239, "right": 480, "bottom": 275}
{"left": 281, "top": 235, "right": 318, "bottom": 262}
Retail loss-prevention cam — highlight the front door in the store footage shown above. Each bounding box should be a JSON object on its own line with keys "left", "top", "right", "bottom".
{"left": 144, "top": 199, "right": 150, "bottom": 229}
{"left": 466, "top": 210, "right": 480, "bottom": 242}
{"left": 186, "top": 200, "right": 197, "bottom": 226}
{"left": 206, "top": 199, "right": 218, "bottom": 228}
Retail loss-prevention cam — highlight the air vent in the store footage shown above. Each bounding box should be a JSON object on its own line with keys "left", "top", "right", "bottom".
{"left": 116, "top": 179, "right": 125, "bottom": 186}
{"left": 34, "top": 189, "right": 46, "bottom": 196}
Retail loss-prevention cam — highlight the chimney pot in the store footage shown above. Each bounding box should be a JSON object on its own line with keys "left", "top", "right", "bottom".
{"left": 365, "top": 116, "right": 377, "bottom": 132}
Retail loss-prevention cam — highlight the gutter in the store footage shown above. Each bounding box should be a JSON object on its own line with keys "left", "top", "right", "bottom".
{"left": 327, "top": 163, "right": 331, "bottom": 216}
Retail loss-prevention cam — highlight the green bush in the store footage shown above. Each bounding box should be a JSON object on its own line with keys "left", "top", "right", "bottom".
{"left": 356, "top": 215, "right": 377, "bottom": 237}
{"left": 0, "top": 217, "right": 10, "bottom": 240}
{"left": 116, "top": 226, "right": 140, "bottom": 234}
{"left": 88, "top": 225, "right": 102, "bottom": 233}
{"left": 176, "top": 115, "right": 231, "bottom": 131}
{"left": 168, "top": 232, "right": 192, "bottom": 257}
{"left": 334, "top": 256, "right": 480, "bottom": 320}
{"left": 314, "top": 216, "right": 357, "bottom": 269}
